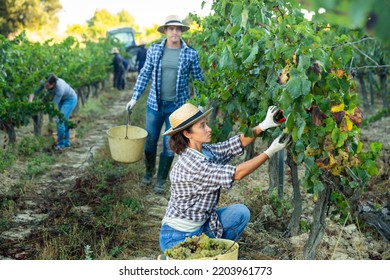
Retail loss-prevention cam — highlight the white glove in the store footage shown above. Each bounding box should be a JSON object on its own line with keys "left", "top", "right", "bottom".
{"left": 264, "top": 133, "right": 291, "bottom": 158}
{"left": 258, "top": 105, "right": 281, "bottom": 131}
{"left": 126, "top": 99, "right": 136, "bottom": 111}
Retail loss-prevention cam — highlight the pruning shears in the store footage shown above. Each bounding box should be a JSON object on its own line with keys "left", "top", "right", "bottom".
{"left": 274, "top": 109, "right": 286, "bottom": 123}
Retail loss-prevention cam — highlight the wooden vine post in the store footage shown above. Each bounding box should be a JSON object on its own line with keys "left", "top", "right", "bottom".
{"left": 378, "top": 67, "right": 389, "bottom": 109}
{"left": 303, "top": 174, "right": 334, "bottom": 259}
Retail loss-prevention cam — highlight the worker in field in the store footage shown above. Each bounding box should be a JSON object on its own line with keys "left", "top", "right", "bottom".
{"left": 136, "top": 44, "right": 147, "bottom": 74}
{"left": 29, "top": 74, "right": 78, "bottom": 152}
{"left": 125, "top": 15, "right": 204, "bottom": 194}
{"left": 159, "top": 103, "right": 291, "bottom": 253}
{"left": 111, "top": 47, "right": 126, "bottom": 90}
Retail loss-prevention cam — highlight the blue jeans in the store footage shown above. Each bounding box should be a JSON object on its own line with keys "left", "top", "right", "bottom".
{"left": 56, "top": 95, "right": 78, "bottom": 148}
{"left": 144, "top": 101, "right": 176, "bottom": 157}
{"left": 159, "top": 204, "right": 250, "bottom": 253}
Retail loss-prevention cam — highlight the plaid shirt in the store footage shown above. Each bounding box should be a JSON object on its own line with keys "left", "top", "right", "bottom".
{"left": 165, "top": 135, "right": 244, "bottom": 238}
{"left": 131, "top": 39, "right": 204, "bottom": 111}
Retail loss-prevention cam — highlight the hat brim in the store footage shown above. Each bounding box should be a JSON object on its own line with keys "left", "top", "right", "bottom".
{"left": 157, "top": 24, "right": 190, "bottom": 33}
{"left": 163, "top": 108, "right": 213, "bottom": 136}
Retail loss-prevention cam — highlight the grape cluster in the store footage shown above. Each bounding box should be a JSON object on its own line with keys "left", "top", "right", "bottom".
{"left": 164, "top": 233, "right": 232, "bottom": 260}
{"left": 331, "top": 149, "right": 360, "bottom": 176}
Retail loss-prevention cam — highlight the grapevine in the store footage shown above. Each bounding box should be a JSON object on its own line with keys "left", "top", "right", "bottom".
{"left": 0, "top": 32, "right": 112, "bottom": 145}
{"left": 189, "top": 0, "right": 383, "bottom": 259}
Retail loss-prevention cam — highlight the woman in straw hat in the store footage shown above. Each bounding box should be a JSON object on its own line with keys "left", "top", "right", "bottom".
{"left": 159, "top": 103, "right": 291, "bottom": 253}
{"left": 125, "top": 15, "right": 204, "bottom": 194}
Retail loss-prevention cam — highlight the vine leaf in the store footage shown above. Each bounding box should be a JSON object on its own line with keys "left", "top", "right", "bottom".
{"left": 347, "top": 107, "right": 363, "bottom": 126}
{"left": 241, "top": 8, "right": 248, "bottom": 28}
{"left": 220, "top": 45, "right": 235, "bottom": 68}
{"left": 243, "top": 44, "right": 258, "bottom": 67}
{"left": 331, "top": 103, "right": 345, "bottom": 113}
{"left": 286, "top": 75, "right": 311, "bottom": 99}
{"left": 310, "top": 105, "right": 327, "bottom": 126}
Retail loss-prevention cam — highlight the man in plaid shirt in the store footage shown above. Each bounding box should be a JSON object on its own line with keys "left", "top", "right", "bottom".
{"left": 158, "top": 104, "right": 291, "bottom": 254}
{"left": 126, "top": 15, "right": 204, "bottom": 194}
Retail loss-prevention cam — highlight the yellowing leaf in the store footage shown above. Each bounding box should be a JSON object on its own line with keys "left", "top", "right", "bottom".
{"left": 331, "top": 103, "right": 345, "bottom": 113}
{"left": 329, "top": 154, "right": 336, "bottom": 166}
{"left": 292, "top": 54, "right": 297, "bottom": 66}
{"left": 336, "top": 69, "right": 345, "bottom": 78}
{"left": 357, "top": 141, "right": 363, "bottom": 153}
{"left": 315, "top": 154, "right": 336, "bottom": 170}
{"left": 348, "top": 107, "right": 363, "bottom": 126}
{"left": 277, "top": 68, "right": 290, "bottom": 85}
{"left": 342, "top": 115, "right": 353, "bottom": 131}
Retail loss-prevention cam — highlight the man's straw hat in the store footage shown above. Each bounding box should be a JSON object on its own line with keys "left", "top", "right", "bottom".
{"left": 111, "top": 47, "right": 119, "bottom": 54}
{"left": 157, "top": 15, "right": 190, "bottom": 33}
{"left": 163, "top": 103, "right": 212, "bottom": 136}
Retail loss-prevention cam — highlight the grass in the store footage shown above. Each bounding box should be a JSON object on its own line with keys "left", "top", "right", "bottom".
{"left": 71, "top": 94, "right": 111, "bottom": 139}
{"left": 28, "top": 88, "right": 152, "bottom": 260}
{"left": 33, "top": 152, "right": 147, "bottom": 260}
{"left": 0, "top": 135, "right": 55, "bottom": 224}
{"left": 0, "top": 149, "right": 15, "bottom": 172}
{"left": 25, "top": 153, "right": 55, "bottom": 179}
{"left": 362, "top": 108, "right": 389, "bottom": 127}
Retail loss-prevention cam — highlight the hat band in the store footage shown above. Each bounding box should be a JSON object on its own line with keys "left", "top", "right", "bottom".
{"left": 173, "top": 111, "right": 203, "bottom": 130}
{"left": 165, "top": 20, "right": 182, "bottom": 25}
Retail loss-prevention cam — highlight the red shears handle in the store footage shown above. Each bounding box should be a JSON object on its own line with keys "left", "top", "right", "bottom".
{"left": 275, "top": 109, "right": 286, "bottom": 123}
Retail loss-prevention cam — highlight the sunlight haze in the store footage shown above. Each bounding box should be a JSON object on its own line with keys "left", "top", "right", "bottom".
{"left": 58, "top": 0, "right": 212, "bottom": 34}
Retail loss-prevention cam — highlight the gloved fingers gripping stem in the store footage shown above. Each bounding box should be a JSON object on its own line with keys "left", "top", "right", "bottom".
{"left": 264, "top": 133, "right": 291, "bottom": 158}
{"left": 279, "top": 132, "right": 292, "bottom": 145}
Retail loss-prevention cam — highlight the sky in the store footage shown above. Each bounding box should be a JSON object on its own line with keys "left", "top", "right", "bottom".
{"left": 58, "top": 0, "right": 212, "bottom": 34}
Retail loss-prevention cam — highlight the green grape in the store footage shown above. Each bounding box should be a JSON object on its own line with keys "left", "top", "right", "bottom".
{"left": 164, "top": 233, "right": 231, "bottom": 259}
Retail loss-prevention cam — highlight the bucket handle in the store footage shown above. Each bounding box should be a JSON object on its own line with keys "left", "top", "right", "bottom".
{"left": 125, "top": 109, "right": 132, "bottom": 139}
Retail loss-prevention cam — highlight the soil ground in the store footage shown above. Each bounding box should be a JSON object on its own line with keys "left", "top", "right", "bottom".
{"left": 0, "top": 79, "right": 389, "bottom": 260}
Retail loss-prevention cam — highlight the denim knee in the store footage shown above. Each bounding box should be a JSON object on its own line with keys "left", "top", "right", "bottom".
{"left": 220, "top": 204, "right": 250, "bottom": 240}
{"left": 237, "top": 204, "right": 251, "bottom": 223}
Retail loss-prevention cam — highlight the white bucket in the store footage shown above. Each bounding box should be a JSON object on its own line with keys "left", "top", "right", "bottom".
{"left": 167, "top": 239, "right": 239, "bottom": 260}
{"left": 106, "top": 125, "right": 147, "bottom": 163}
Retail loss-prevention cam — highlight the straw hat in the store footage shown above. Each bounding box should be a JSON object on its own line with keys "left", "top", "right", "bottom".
{"left": 163, "top": 104, "right": 212, "bottom": 136}
{"left": 111, "top": 47, "right": 119, "bottom": 54}
{"left": 157, "top": 15, "right": 190, "bottom": 33}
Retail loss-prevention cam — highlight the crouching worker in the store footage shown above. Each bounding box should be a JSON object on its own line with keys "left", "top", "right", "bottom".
{"left": 29, "top": 74, "right": 78, "bottom": 151}
{"left": 159, "top": 103, "right": 291, "bottom": 253}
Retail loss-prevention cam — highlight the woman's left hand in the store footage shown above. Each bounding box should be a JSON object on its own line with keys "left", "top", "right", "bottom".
{"left": 258, "top": 105, "right": 281, "bottom": 131}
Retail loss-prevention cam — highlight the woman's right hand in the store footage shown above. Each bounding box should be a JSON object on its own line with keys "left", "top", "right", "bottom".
{"left": 264, "top": 133, "right": 291, "bottom": 158}
{"left": 126, "top": 99, "right": 136, "bottom": 111}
